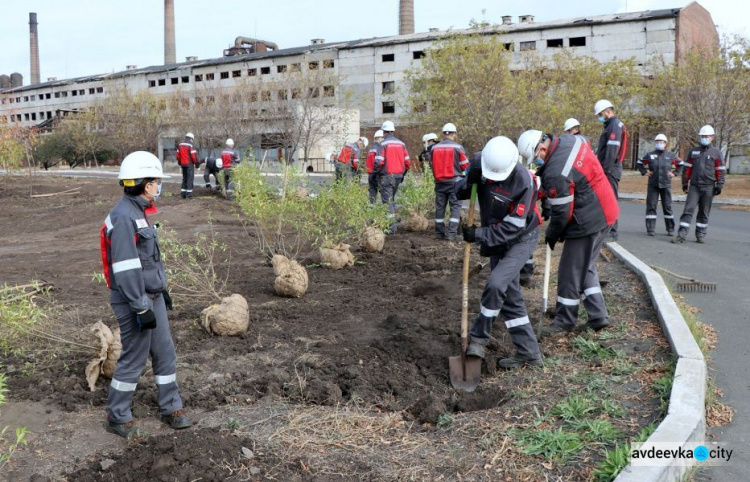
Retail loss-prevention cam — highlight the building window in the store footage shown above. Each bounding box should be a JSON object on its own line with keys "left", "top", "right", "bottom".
{"left": 24, "top": 96, "right": 29, "bottom": 102}
{"left": 382, "top": 101, "right": 395, "bottom": 114}
{"left": 569, "top": 36, "right": 587, "bottom": 47}
{"left": 182, "top": 76, "right": 189, "bottom": 83}
{"left": 47, "top": 111, "right": 52, "bottom": 118}
{"left": 16, "top": 97, "right": 20, "bottom": 102}
{"left": 520, "top": 41, "right": 536, "bottom": 51}
{"left": 206, "top": 95, "right": 215, "bottom": 104}
{"left": 277, "top": 65, "right": 287, "bottom": 74}
{"left": 79, "top": 89, "right": 85, "bottom": 95}
{"left": 61, "top": 91, "right": 68, "bottom": 97}
{"left": 291, "top": 88, "right": 301, "bottom": 99}
{"left": 31, "top": 113, "right": 36, "bottom": 121}
{"left": 323, "top": 60, "right": 334, "bottom": 69}
{"left": 323, "top": 85, "right": 335, "bottom": 97}
{"left": 97, "top": 87, "right": 104, "bottom": 93}
{"left": 206, "top": 73, "right": 215, "bottom": 80}
{"left": 232, "top": 70, "right": 241, "bottom": 78}
{"left": 158, "top": 79, "right": 166, "bottom": 86}
{"left": 413, "top": 102, "right": 427, "bottom": 113}
{"left": 412, "top": 51, "right": 425, "bottom": 60}
{"left": 308, "top": 87, "right": 320, "bottom": 98}
{"left": 220, "top": 72, "right": 229, "bottom": 79}
{"left": 382, "top": 81, "right": 395, "bottom": 94}
{"left": 547, "top": 38, "right": 563, "bottom": 48}
{"left": 194, "top": 74, "right": 203, "bottom": 82}
{"left": 277, "top": 90, "right": 288, "bottom": 100}
{"left": 248, "top": 68, "right": 257, "bottom": 76}
{"left": 72, "top": 90, "right": 78, "bottom": 96}
{"left": 382, "top": 53, "right": 395, "bottom": 62}
{"left": 88, "top": 88, "right": 95, "bottom": 95}
{"left": 504, "top": 42, "right": 514, "bottom": 51}
{"left": 24, "top": 113, "right": 30, "bottom": 121}
{"left": 290, "top": 63, "right": 301, "bottom": 72}
{"left": 149, "top": 80, "right": 156, "bottom": 87}
{"left": 309, "top": 61, "right": 319, "bottom": 70}
{"left": 261, "top": 66, "right": 270, "bottom": 75}
{"left": 171, "top": 77, "right": 179, "bottom": 85}
{"left": 261, "top": 91, "right": 271, "bottom": 102}
{"left": 30, "top": 95, "right": 36, "bottom": 101}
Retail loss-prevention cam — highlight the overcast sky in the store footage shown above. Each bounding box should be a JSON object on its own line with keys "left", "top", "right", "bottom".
{"left": 0, "top": 0, "right": 740, "bottom": 82}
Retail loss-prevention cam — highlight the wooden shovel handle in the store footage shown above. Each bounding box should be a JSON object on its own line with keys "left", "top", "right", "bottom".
{"left": 461, "top": 184, "right": 478, "bottom": 347}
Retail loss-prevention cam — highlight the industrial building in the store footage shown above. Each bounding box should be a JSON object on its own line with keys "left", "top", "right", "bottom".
{"left": 0, "top": 1, "right": 719, "bottom": 167}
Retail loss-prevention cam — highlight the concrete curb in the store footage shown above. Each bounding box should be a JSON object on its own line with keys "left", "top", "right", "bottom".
{"left": 607, "top": 242, "right": 706, "bottom": 482}
{"left": 619, "top": 192, "right": 750, "bottom": 206}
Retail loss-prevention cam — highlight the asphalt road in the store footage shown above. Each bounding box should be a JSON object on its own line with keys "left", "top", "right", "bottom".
{"left": 615, "top": 200, "right": 750, "bottom": 480}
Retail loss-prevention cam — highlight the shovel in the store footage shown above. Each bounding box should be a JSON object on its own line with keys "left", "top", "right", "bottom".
{"left": 536, "top": 246, "right": 552, "bottom": 339}
{"left": 449, "top": 184, "right": 482, "bottom": 392}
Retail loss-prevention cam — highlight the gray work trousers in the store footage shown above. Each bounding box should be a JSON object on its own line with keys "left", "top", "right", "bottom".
{"left": 204, "top": 165, "right": 220, "bottom": 188}
{"left": 645, "top": 186, "right": 674, "bottom": 234}
{"left": 107, "top": 293, "right": 183, "bottom": 423}
{"left": 469, "top": 230, "right": 542, "bottom": 359}
{"left": 180, "top": 164, "right": 195, "bottom": 198}
{"left": 335, "top": 162, "right": 354, "bottom": 181}
{"left": 553, "top": 226, "right": 611, "bottom": 329}
{"left": 520, "top": 256, "right": 535, "bottom": 284}
{"left": 368, "top": 173, "right": 380, "bottom": 204}
{"left": 607, "top": 174, "right": 619, "bottom": 238}
{"left": 434, "top": 180, "right": 461, "bottom": 238}
{"left": 380, "top": 174, "right": 403, "bottom": 233}
{"left": 678, "top": 184, "right": 714, "bottom": 239}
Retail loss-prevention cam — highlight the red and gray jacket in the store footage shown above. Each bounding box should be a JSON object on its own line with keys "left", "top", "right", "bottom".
{"left": 176, "top": 140, "right": 199, "bottom": 166}
{"left": 430, "top": 138, "right": 469, "bottom": 182}
{"left": 637, "top": 150, "right": 682, "bottom": 189}
{"left": 682, "top": 145, "right": 725, "bottom": 189}
{"left": 100, "top": 195, "right": 167, "bottom": 312}
{"left": 539, "top": 134, "right": 619, "bottom": 241}
{"left": 336, "top": 142, "right": 361, "bottom": 170}
{"left": 220, "top": 149, "right": 240, "bottom": 170}
{"left": 365, "top": 142, "right": 382, "bottom": 174}
{"left": 455, "top": 154, "right": 541, "bottom": 256}
{"left": 596, "top": 116, "right": 627, "bottom": 180}
{"left": 378, "top": 134, "right": 411, "bottom": 176}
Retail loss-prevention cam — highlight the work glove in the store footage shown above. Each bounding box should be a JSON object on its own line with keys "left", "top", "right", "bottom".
{"left": 465, "top": 164, "right": 482, "bottom": 185}
{"left": 541, "top": 200, "right": 551, "bottom": 221}
{"left": 136, "top": 309, "right": 157, "bottom": 331}
{"left": 462, "top": 225, "right": 477, "bottom": 243}
{"left": 545, "top": 236, "right": 557, "bottom": 251}
{"left": 682, "top": 184, "right": 689, "bottom": 194}
{"left": 162, "top": 290, "right": 173, "bottom": 311}
{"left": 713, "top": 186, "right": 722, "bottom": 196}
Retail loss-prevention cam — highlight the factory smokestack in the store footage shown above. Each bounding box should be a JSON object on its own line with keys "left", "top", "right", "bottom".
{"left": 164, "top": 0, "right": 176, "bottom": 65}
{"left": 399, "top": 0, "right": 414, "bottom": 35}
{"left": 29, "top": 12, "right": 40, "bottom": 84}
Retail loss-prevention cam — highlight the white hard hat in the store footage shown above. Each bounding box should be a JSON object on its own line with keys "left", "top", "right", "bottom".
{"left": 442, "top": 123, "right": 457, "bottom": 133}
{"left": 517, "top": 129, "right": 543, "bottom": 163}
{"left": 481, "top": 136, "right": 519, "bottom": 182}
{"left": 699, "top": 125, "right": 715, "bottom": 136}
{"left": 381, "top": 120, "right": 395, "bottom": 132}
{"left": 226, "top": 138, "right": 234, "bottom": 146}
{"left": 563, "top": 118, "right": 580, "bottom": 132}
{"left": 359, "top": 137, "right": 369, "bottom": 148}
{"left": 374, "top": 130, "right": 384, "bottom": 139}
{"left": 422, "top": 133, "right": 438, "bottom": 142}
{"left": 186, "top": 132, "right": 195, "bottom": 139}
{"left": 594, "top": 99, "right": 614, "bottom": 115}
{"left": 118, "top": 151, "right": 170, "bottom": 180}
{"left": 654, "top": 134, "right": 668, "bottom": 142}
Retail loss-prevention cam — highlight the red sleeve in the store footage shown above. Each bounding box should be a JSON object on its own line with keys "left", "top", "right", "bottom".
{"left": 458, "top": 147, "right": 469, "bottom": 171}
{"left": 403, "top": 145, "right": 411, "bottom": 172}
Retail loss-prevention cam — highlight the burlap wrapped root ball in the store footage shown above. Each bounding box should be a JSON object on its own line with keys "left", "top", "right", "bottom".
{"left": 201, "top": 294, "right": 250, "bottom": 336}
{"left": 359, "top": 226, "right": 385, "bottom": 253}
{"left": 320, "top": 243, "right": 355, "bottom": 270}
{"left": 272, "top": 254, "right": 308, "bottom": 297}
{"left": 85, "top": 321, "right": 122, "bottom": 391}
{"left": 406, "top": 212, "right": 430, "bottom": 232}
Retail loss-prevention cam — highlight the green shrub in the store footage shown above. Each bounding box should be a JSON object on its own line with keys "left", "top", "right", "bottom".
{"left": 398, "top": 167, "right": 435, "bottom": 217}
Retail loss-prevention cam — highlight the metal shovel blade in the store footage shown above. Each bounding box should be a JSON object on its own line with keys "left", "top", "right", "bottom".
{"left": 449, "top": 354, "right": 482, "bottom": 392}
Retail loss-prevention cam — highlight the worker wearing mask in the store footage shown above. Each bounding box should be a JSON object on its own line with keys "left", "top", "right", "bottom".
{"left": 430, "top": 123, "right": 469, "bottom": 240}
{"left": 673, "top": 125, "right": 725, "bottom": 244}
{"left": 458, "top": 136, "right": 543, "bottom": 368}
{"left": 418, "top": 132, "right": 439, "bottom": 172}
{"left": 637, "top": 134, "right": 682, "bottom": 236}
{"left": 366, "top": 130, "right": 385, "bottom": 203}
{"left": 518, "top": 130, "right": 619, "bottom": 336}
{"left": 594, "top": 100, "right": 627, "bottom": 240}
{"left": 100, "top": 151, "right": 192, "bottom": 438}
{"left": 176, "top": 132, "right": 199, "bottom": 199}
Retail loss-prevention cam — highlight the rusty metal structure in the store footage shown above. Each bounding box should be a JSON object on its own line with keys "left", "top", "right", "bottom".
{"left": 223, "top": 36, "right": 279, "bottom": 57}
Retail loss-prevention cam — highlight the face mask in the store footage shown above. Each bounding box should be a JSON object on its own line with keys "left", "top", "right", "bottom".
{"left": 533, "top": 157, "right": 544, "bottom": 167}
{"left": 155, "top": 183, "right": 162, "bottom": 200}
{"left": 598, "top": 116, "right": 606, "bottom": 123}
{"left": 655, "top": 142, "right": 666, "bottom": 151}
{"left": 700, "top": 138, "right": 710, "bottom": 146}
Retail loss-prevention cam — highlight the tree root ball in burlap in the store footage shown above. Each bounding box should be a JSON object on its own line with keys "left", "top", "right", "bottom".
{"left": 201, "top": 294, "right": 250, "bottom": 336}
{"left": 406, "top": 212, "right": 430, "bottom": 232}
{"left": 359, "top": 226, "right": 385, "bottom": 253}
{"left": 85, "top": 321, "right": 122, "bottom": 391}
{"left": 320, "top": 244, "right": 355, "bottom": 269}
{"left": 272, "top": 255, "right": 308, "bottom": 297}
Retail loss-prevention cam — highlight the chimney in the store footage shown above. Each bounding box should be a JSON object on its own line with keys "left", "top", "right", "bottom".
{"left": 29, "top": 12, "right": 40, "bottom": 84}
{"left": 186, "top": 55, "right": 198, "bottom": 61}
{"left": 399, "top": 0, "right": 414, "bottom": 35}
{"left": 519, "top": 15, "right": 535, "bottom": 24}
{"left": 164, "top": 0, "right": 176, "bottom": 64}
{"left": 502, "top": 16, "right": 513, "bottom": 26}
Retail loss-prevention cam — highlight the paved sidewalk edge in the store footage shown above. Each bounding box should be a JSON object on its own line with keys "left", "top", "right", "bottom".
{"left": 608, "top": 242, "right": 706, "bottom": 482}
{"left": 619, "top": 192, "right": 750, "bottom": 206}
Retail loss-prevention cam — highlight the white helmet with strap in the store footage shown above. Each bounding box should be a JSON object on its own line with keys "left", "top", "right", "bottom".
{"left": 517, "top": 130, "right": 543, "bottom": 165}
{"left": 118, "top": 151, "right": 170, "bottom": 182}
{"left": 481, "top": 136, "right": 519, "bottom": 182}
{"left": 699, "top": 125, "right": 715, "bottom": 136}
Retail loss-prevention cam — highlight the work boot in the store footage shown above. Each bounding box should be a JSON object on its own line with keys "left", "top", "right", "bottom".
{"left": 671, "top": 236, "right": 685, "bottom": 244}
{"left": 205, "top": 183, "right": 211, "bottom": 189}
{"left": 105, "top": 418, "right": 140, "bottom": 439}
{"left": 580, "top": 318, "right": 610, "bottom": 332}
{"left": 647, "top": 232, "right": 655, "bottom": 237}
{"left": 466, "top": 343, "right": 486, "bottom": 359}
{"left": 696, "top": 237, "right": 705, "bottom": 244}
{"left": 667, "top": 230, "right": 674, "bottom": 237}
{"left": 161, "top": 410, "right": 193, "bottom": 430}
{"left": 520, "top": 276, "right": 532, "bottom": 288}
{"left": 497, "top": 354, "right": 543, "bottom": 369}
{"left": 540, "top": 324, "right": 572, "bottom": 338}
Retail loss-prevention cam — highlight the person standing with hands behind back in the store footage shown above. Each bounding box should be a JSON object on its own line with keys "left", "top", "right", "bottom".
{"left": 637, "top": 134, "right": 682, "bottom": 236}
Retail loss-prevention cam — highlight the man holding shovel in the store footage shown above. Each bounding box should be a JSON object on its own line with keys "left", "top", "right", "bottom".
{"left": 456, "top": 136, "right": 543, "bottom": 369}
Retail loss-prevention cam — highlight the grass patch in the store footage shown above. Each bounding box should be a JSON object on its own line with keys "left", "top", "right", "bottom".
{"left": 567, "top": 419, "right": 621, "bottom": 444}
{"left": 573, "top": 336, "right": 623, "bottom": 360}
{"left": 592, "top": 423, "right": 656, "bottom": 481}
{"left": 552, "top": 394, "right": 597, "bottom": 422}
{"left": 512, "top": 427, "right": 584, "bottom": 462}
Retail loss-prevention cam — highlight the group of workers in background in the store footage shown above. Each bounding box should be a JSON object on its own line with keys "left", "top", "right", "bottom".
{"left": 175, "top": 133, "right": 240, "bottom": 200}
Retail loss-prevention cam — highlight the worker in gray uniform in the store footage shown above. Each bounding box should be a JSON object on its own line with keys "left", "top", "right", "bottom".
{"left": 100, "top": 151, "right": 192, "bottom": 438}
{"left": 458, "top": 136, "right": 543, "bottom": 369}
{"left": 637, "top": 134, "right": 682, "bottom": 236}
